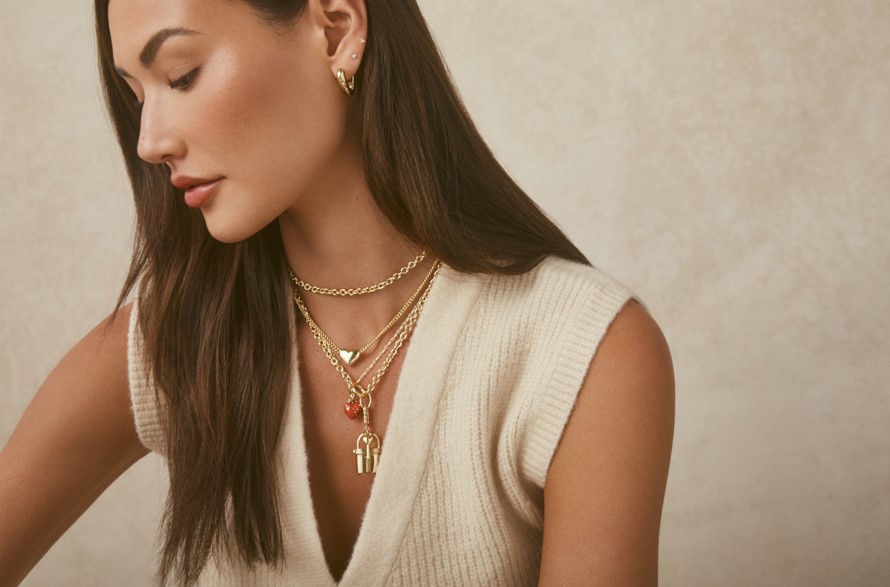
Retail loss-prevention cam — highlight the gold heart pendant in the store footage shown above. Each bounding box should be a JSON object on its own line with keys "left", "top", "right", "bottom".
{"left": 339, "top": 349, "right": 361, "bottom": 365}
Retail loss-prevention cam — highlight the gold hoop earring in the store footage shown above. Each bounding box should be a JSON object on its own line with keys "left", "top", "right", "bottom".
{"left": 336, "top": 68, "right": 355, "bottom": 96}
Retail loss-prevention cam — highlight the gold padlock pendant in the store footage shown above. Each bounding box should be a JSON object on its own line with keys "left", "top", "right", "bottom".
{"left": 353, "top": 432, "right": 381, "bottom": 474}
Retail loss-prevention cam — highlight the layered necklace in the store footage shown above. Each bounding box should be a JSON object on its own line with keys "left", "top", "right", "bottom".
{"left": 288, "top": 253, "right": 440, "bottom": 474}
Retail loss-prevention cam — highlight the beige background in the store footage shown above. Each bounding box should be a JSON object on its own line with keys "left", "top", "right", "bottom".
{"left": 2, "top": 0, "right": 888, "bottom": 585}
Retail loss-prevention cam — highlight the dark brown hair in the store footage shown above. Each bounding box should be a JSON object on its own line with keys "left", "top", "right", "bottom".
{"left": 95, "top": 0, "right": 588, "bottom": 583}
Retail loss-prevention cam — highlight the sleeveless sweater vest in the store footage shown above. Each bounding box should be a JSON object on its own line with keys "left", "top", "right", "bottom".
{"left": 128, "top": 256, "right": 634, "bottom": 585}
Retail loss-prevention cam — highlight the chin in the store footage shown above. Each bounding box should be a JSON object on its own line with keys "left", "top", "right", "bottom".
{"left": 203, "top": 215, "right": 269, "bottom": 244}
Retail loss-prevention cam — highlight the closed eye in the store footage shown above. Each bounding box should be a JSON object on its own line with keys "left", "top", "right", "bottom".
{"left": 169, "top": 67, "right": 201, "bottom": 90}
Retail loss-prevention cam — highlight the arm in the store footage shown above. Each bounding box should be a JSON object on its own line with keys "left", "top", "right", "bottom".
{"left": 0, "top": 304, "right": 149, "bottom": 585}
{"left": 539, "top": 301, "right": 675, "bottom": 586}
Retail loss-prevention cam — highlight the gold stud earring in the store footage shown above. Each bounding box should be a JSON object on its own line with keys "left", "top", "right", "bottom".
{"left": 351, "top": 53, "right": 358, "bottom": 59}
{"left": 335, "top": 68, "right": 355, "bottom": 96}
{"left": 360, "top": 38, "right": 366, "bottom": 44}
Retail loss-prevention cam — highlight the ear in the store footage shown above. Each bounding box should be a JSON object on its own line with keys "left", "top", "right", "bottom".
{"left": 316, "top": 0, "right": 368, "bottom": 79}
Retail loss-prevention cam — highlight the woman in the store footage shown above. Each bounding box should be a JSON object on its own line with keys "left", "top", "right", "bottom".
{"left": 0, "top": 0, "right": 674, "bottom": 585}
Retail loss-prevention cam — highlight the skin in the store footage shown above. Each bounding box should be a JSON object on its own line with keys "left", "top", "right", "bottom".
{"left": 0, "top": 307, "right": 145, "bottom": 586}
{"left": 0, "top": 0, "right": 674, "bottom": 584}
{"left": 540, "top": 301, "right": 674, "bottom": 586}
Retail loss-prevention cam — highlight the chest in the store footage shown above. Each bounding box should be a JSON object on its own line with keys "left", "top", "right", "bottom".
{"left": 296, "top": 325, "right": 405, "bottom": 581}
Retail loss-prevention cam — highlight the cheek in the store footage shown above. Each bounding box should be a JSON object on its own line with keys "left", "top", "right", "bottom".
{"left": 212, "top": 49, "right": 347, "bottom": 176}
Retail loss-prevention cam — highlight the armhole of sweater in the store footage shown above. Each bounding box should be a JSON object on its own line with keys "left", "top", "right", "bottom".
{"left": 127, "top": 293, "right": 168, "bottom": 455}
{"left": 523, "top": 270, "right": 636, "bottom": 488}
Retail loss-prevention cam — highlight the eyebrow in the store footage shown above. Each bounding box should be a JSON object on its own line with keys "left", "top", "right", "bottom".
{"left": 115, "top": 27, "right": 198, "bottom": 78}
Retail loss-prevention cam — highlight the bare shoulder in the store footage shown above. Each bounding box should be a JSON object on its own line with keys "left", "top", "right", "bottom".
{"left": 0, "top": 303, "right": 147, "bottom": 584}
{"left": 539, "top": 300, "right": 675, "bottom": 586}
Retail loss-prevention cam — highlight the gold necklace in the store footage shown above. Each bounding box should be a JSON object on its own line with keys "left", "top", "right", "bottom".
{"left": 288, "top": 251, "right": 426, "bottom": 297}
{"left": 294, "top": 260, "right": 437, "bottom": 366}
{"left": 291, "top": 261, "right": 441, "bottom": 474}
{"left": 292, "top": 261, "right": 438, "bottom": 400}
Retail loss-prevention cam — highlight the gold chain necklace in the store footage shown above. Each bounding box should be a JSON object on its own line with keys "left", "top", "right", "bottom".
{"left": 288, "top": 251, "right": 426, "bottom": 297}
{"left": 294, "top": 260, "right": 437, "bottom": 366}
{"left": 291, "top": 261, "right": 441, "bottom": 474}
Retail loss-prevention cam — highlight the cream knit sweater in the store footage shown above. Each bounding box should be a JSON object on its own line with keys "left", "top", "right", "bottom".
{"left": 128, "top": 256, "right": 634, "bottom": 586}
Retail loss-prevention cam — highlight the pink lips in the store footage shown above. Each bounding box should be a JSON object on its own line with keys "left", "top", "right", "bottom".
{"left": 171, "top": 175, "right": 223, "bottom": 209}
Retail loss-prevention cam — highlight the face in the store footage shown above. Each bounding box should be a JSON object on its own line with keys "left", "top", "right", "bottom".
{"left": 109, "top": 0, "right": 352, "bottom": 243}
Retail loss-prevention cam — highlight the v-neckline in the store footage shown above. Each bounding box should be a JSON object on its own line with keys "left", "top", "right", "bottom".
{"left": 277, "top": 264, "right": 484, "bottom": 586}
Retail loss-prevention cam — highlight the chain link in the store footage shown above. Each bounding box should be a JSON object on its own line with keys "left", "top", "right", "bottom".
{"left": 291, "top": 262, "right": 441, "bottom": 399}
{"left": 296, "top": 260, "right": 437, "bottom": 358}
{"left": 288, "top": 251, "right": 427, "bottom": 297}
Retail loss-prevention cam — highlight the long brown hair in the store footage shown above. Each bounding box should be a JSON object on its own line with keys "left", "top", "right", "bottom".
{"left": 96, "top": 0, "right": 588, "bottom": 583}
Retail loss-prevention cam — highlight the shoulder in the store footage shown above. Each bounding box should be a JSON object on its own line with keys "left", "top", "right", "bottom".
{"left": 491, "top": 256, "right": 631, "bottom": 296}
{"left": 576, "top": 300, "right": 674, "bottom": 405}
{"left": 454, "top": 257, "right": 639, "bottom": 395}
{"left": 539, "top": 300, "right": 674, "bottom": 584}
{"left": 567, "top": 301, "right": 674, "bottom": 455}
{"left": 469, "top": 257, "right": 635, "bottom": 325}
{"left": 448, "top": 257, "right": 647, "bottom": 484}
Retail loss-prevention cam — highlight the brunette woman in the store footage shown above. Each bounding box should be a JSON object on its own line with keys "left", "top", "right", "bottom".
{"left": 0, "top": 0, "right": 674, "bottom": 585}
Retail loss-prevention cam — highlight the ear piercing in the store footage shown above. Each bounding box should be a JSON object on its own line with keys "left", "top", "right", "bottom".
{"left": 352, "top": 38, "right": 365, "bottom": 60}
{"left": 342, "top": 38, "right": 365, "bottom": 86}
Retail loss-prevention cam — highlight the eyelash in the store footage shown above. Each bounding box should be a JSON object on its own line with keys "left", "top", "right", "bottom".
{"left": 169, "top": 67, "right": 201, "bottom": 90}
{"left": 131, "top": 67, "right": 200, "bottom": 112}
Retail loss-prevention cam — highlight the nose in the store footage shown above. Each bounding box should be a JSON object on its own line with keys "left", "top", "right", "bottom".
{"left": 136, "top": 100, "right": 186, "bottom": 165}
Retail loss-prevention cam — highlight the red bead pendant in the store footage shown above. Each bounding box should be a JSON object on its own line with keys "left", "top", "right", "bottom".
{"left": 344, "top": 401, "right": 361, "bottom": 420}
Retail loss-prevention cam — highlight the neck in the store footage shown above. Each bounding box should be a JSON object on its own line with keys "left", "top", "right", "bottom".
{"left": 278, "top": 189, "right": 419, "bottom": 290}
{"left": 277, "top": 125, "right": 420, "bottom": 287}
{"left": 276, "top": 153, "right": 431, "bottom": 351}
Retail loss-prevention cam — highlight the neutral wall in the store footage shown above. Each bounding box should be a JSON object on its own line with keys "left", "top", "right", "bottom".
{"left": 2, "top": 1, "right": 888, "bottom": 585}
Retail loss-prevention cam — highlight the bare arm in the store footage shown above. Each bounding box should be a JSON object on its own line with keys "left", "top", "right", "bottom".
{"left": 0, "top": 304, "right": 149, "bottom": 585}
{"left": 539, "top": 301, "right": 675, "bottom": 586}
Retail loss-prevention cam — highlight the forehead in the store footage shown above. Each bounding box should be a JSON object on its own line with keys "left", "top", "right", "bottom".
{"left": 108, "top": 0, "right": 241, "bottom": 64}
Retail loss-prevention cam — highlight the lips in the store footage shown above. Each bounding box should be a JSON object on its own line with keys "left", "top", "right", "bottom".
{"left": 171, "top": 175, "right": 223, "bottom": 209}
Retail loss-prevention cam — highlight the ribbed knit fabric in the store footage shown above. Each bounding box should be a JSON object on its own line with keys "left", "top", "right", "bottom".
{"left": 128, "top": 256, "right": 634, "bottom": 586}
